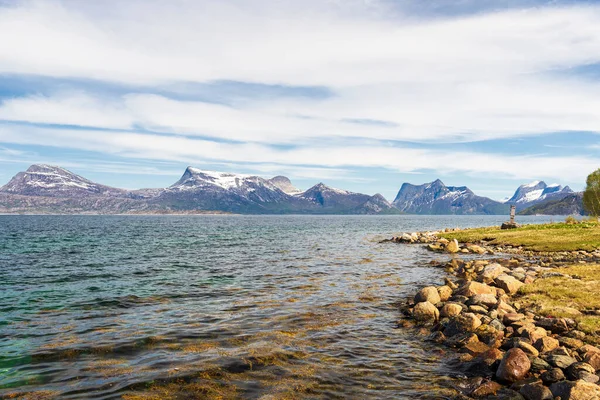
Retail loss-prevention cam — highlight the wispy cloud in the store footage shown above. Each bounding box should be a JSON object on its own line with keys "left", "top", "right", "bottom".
{"left": 0, "top": 0, "right": 599, "bottom": 194}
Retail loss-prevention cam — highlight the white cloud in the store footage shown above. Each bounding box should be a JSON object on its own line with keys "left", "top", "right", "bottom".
{"left": 0, "top": 124, "right": 597, "bottom": 186}
{"left": 0, "top": 0, "right": 599, "bottom": 188}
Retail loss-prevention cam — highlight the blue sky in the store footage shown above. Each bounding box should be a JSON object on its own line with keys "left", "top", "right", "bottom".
{"left": 1, "top": 0, "right": 600, "bottom": 201}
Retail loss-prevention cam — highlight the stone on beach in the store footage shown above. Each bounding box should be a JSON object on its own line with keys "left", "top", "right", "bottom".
{"left": 414, "top": 286, "right": 441, "bottom": 305}
{"left": 457, "top": 281, "right": 496, "bottom": 297}
{"left": 550, "top": 380, "right": 600, "bottom": 400}
{"left": 446, "top": 239, "right": 460, "bottom": 253}
{"left": 495, "top": 274, "right": 524, "bottom": 294}
{"left": 412, "top": 301, "right": 439, "bottom": 322}
{"left": 496, "top": 348, "right": 531, "bottom": 383}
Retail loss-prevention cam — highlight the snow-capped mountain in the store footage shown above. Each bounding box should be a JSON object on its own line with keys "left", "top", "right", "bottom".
{"left": 504, "top": 181, "right": 574, "bottom": 209}
{"left": 268, "top": 176, "right": 301, "bottom": 195}
{"left": 392, "top": 179, "right": 508, "bottom": 215}
{"left": 0, "top": 164, "right": 127, "bottom": 198}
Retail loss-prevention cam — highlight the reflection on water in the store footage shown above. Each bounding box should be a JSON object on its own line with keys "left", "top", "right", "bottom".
{"left": 0, "top": 215, "right": 559, "bottom": 399}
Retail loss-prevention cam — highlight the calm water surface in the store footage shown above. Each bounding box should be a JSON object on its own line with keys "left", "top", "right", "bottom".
{"left": 0, "top": 215, "right": 561, "bottom": 399}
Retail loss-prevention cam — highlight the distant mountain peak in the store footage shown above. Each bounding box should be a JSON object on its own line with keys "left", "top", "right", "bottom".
{"left": 392, "top": 179, "right": 507, "bottom": 215}
{"left": 506, "top": 180, "right": 573, "bottom": 209}
{"left": 0, "top": 164, "right": 126, "bottom": 198}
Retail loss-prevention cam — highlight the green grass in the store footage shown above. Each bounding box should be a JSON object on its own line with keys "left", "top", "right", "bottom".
{"left": 518, "top": 264, "right": 600, "bottom": 336}
{"left": 439, "top": 222, "right": 600, "bottom": 252}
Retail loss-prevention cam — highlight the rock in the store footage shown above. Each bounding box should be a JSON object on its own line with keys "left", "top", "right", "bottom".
{"left": 412, "top": 301, "right": 439, "bottom": 322}
{"left": 550, "top": 380, "right": 600, "bottom": 400}
{"left": 547, "top": 354, "right": 578, "bottom": 369}
{"left": 584, "top": 353, "right": 600, "bottom": 370}
{"left": 516, "top": 341, "right": 539, "bottom": 357}
{"left": 415, "top": 286, "right": 441, "bottom": 305}
{"left": 468, "top": 245, "right": 487, "bottom": 255}
{"left": 496, "top": 275, "right": 525, "bottom": 294}
{"left": 501, "top": 222, "right": 520, "bottom": 230}
{"left": 476, "top": 324, "right": 504, "bottom": 347}
{"left": 469, "top": 305, "right": 489, "bottom": 314}
{"left": 464, "top": 340, "right": 492, "bottom": 356}
{"left": 504, "top": 313, "right": 527, "bottom": 326}
{"left": 457, "top": 281, "right": 497, "bottom": 297}
{"left": 560, "top": 337, "right": 584, "bottom": 349}
{"left": 519, "top": 382, "right": 553, "bottom": 400}
{"left": 534, "top": 336, "right": 560, "bottom": 353}
{"left": 565, "top": 362, "right": 596, "bottom": 381}
{"left": 497, "top": 300, "right": 517, "bottom": 316}
{"left": 475, "top": 348, "right": 505, "bottom": 368}
{"left": 470, "top": 293, "right": 498, "bottom": 308}
{"left": 530, "top": 357, "right": 551, "bottom": 373}
{"left": 441, "top": 303, "right": 464, "bottom": 318}
{"left": 541, "top": 368, "right": 565, "bottom": 385}
{"left": 521, "top": 327, "right": 547, "bottom": 344}
{"left": 445, "top": 332, "right": 480, "bottom": 349}
{"left": 496, "top": 348, "right": 532, "bottom": 383}
{"left": 446, "top": 239, "right": 460, "bottom": 253}
{"left": 437, "top": 285, "right": 453, "bottom": 302}
{"left": 581, "top": 345, "right": 600, "bottom": 355}
{"left": 471, "top": 380, "right": 503, "bottom": 397}
{"left": 444, "top": 313, "right": 482, "bottom": 337}
{"left": 536, "top": 318, "right": 570, "bottom": 335}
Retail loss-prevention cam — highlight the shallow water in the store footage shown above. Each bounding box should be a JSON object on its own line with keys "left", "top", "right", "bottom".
{"left": 0, "top": 215, "right": 561, "bottom": 399}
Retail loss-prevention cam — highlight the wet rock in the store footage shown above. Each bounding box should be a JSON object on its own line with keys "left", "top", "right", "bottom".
{"left": 441, "top": 303, "right": 464, "bottom": 318}
{"left": 464, "top": 340, "right": 492, "bottom": 356}
{"left": 496, "top": 275, "right": 525, "bottom": 294}
{"left": 496, "top": 348, "right": 532, "bottom": 383}
{"left": 519, "top": 382, "right": 553, "bottom": 400}
{"left": 565, "top": 362, "right": 596, "bottom": 381}
{"left": 426, "top": 331, "right": 446, "bottom": 344}
{"left": 445, "top": 332, "right": 480, "bottom": 349}
{"left": 437, "top": 285, "right": 453, "bottom": 302}
{"left": 415, "top": 286, "right": 442, "bottom": 305}
{"left": 534, "top": 336, "right": 559, "bottom": 353}
{"left": 458, "top": 281, "right": 497, "bottom": 297}
{"left": 541, "top": 368, "right": 565, "bottom": 385}
{"left": 412, "top": 301, "right": 439, "bottom": 322}
{"left": 547, "top": 354, "right": 578, "bottom": 369}
{"left": 471, "top": 380, "right": 503, "bottom": 397}
{"left": 444, "top": 313, "right": 482, "bottom": 337}
{"left": 550, "top": 380, "right": 600, "bottom": 400}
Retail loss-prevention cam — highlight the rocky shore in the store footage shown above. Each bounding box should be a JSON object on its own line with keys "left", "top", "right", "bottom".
{"left": 390, "top": 230, "right": 600, "bottom": 400}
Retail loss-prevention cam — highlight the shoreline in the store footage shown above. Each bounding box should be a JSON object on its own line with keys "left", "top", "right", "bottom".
{"left": 391, "top": 226, "right": 600, "bottom": 399}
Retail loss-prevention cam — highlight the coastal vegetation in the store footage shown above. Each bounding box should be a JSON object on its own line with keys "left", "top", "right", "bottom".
{"left": 439, "top": 221, "right": 600, "bottom": 252}
{"left": 519, "top": 264, "right": 600, "bottom": 335}
{"left": 584, "top": 168, "right": 600, "bottom": 218}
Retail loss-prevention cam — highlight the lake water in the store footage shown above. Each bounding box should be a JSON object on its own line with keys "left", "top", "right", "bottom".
{"left": 0, "top": 215, "right": 562, "bottom": 399}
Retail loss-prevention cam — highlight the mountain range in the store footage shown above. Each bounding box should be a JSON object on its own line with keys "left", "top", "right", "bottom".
{"left": 0, "top": 164, "right": 584, "bottom": 215}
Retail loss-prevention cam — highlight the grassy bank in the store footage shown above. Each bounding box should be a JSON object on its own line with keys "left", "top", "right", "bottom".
{"left": 440, "top": 221, "right": 600, "bottom": 252}
{"left": 518, "top": 264, "right": 600, "bottom": 336}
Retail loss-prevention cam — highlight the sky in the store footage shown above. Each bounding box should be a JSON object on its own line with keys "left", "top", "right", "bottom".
{"left": 1, "top": 0, "right": 600, "bottom": 201}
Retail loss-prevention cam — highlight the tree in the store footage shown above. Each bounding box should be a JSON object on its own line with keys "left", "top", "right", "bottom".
{"left": 583, "top": 169, "right": 600, "bottom": 217}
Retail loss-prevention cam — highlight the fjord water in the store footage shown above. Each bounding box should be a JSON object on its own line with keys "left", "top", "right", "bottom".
{"left": 0, "top": 215, "right": 559, "bottom": 399}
